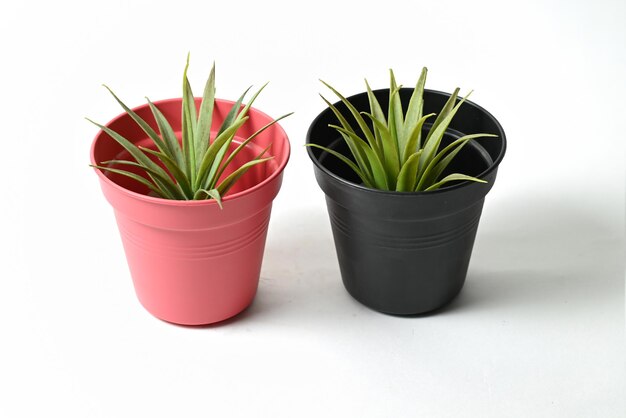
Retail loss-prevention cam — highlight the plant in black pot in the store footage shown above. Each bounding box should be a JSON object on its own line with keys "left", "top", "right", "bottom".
{"left": 306, "top": 68, "right": 506, "bottom": 315}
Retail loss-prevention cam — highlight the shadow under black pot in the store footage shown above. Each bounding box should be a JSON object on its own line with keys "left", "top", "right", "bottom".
{"left": 306, "top": 88, "right": 506, "bottom": 315}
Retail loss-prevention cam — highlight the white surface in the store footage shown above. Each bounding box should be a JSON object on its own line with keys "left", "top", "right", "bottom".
{"left": 1, "top": 0, "right": 624, "bottom": 417}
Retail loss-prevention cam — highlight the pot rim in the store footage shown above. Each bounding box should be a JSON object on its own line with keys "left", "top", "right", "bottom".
{"left": 306, "top": 88, "right": 506, "bottom": 197}
{"left": 90, "top": 97, "right": 291, "bottom": 207}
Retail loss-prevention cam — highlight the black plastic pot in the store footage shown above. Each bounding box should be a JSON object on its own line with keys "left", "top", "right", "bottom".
{"left": 306, "top": 88, "right": 506, "bottom": 315}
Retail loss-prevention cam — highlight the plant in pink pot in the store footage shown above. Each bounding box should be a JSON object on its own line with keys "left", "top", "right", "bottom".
{"left": 89, "top": 56, "right": 291, "bottom": 325}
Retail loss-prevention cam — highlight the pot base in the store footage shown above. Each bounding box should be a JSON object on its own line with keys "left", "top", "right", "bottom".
{"left": 326, "top": 196, "right": 482, "bottom": 315}
{"left": 115, "top": 204, "right": 271, "bottom": 326}
{"left": 343, "top": 281, "right": 465, "bottom": 316}
{"left": 136, "top": 290, "right": 256, "bottom": 326}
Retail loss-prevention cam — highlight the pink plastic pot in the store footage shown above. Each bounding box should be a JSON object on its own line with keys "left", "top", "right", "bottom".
{"left": 91, "top": 98, "right": 290, "bottom": 325}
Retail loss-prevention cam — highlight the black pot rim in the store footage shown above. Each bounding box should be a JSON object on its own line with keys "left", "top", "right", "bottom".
{"left": 306, "top": 88, "right": 507, "bottom": 197}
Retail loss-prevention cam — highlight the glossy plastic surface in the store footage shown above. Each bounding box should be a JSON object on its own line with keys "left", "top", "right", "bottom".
{"left": 306, "top": 89, "right": 506, "bottom": 315}
{"left": 92, "top": 98, "right": 290, "bottom": 325}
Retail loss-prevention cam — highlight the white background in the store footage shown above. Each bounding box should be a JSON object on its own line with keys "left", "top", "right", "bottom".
{"left": 1, "top": 0, "right": 624, "bottom": 417}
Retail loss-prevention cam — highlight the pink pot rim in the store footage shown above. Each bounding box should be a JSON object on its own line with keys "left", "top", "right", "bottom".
{"left": 90, "top": 97, "right": 291, "bottom": 207}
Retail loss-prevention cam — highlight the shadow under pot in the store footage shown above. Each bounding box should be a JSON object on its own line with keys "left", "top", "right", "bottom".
{"left": 306, "top": 88, "right": 506, "bottom": 315}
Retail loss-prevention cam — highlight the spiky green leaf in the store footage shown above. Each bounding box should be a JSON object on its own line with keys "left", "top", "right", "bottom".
{"left": 417, "top": 133, "right": 496, "bottom": 190}
{"left": 195, "top": 117, "right": 248, "bottom": 190}
{"left": 362, "top": 112, "right": 399, "bottom": 184}
{"left": 234, "top": 83, "right": 268, "bottom": 124}
{"left": 102, "top": 85, "right": 169, "bottom": 157}
{"left": 217, "top": 87, "right": 250, "bottom": 136}
{"left": 139, "top": 147, "right": 193, "bottom": 198}
{"left": 332, "top": 126, "right": 389, "bottom": 189}
{"left": 424, "top": 173, "right": 486, "bottom": 191}
{"left": 211, "top": 112, "right": 293, "bottom": 189}
{"left": 216, "top": 144, "right": 273, "bottom": 196}
{"left": 365, "top": 79, "right": 386, "bottom": 149}
{"left": 206, "top": 87, "right": 253, "bottom": 185}
{"left": 388, "top": 70, "right": 404, "bottom": 151}
{"left": 146, "top": 98, "right": 184, "bottom": 169}
{"left": 305, "top": 143, "right": 371, "bottom": 187}
{"left": 99, "top": 159, "right": 184, "bottom": 199}
{"left": 90, "top": 164, "right": 170, "bottom": 199}
{"left": 320, "top": 95, "right": 372, "bottom": 178}
{"left": 216, "top": 156, "right": 274, "bottom": 197}
{"left": 403, "top": 67, "right": 428, "bottom": 150}
{"left": 396, "top": 150, "right": 422, "bottom": 192}
{"left": 86, "top": 118, "right": 178, "bottom": 198}
{"left": 423, "top": 87, "right": 460, "bottom": 147}
{"left": 320, "top": 80, "right": 381, "bottom": 157}
{"left": 402, "top": 113, "right": 435, "bottom": 163}
{"left": 182, "top": 54, "right": 197, "bottom": 182}
{"left": 194, "top": 62, "right": 216, "bottom": 167}
{"left": 418, "top": 91, "right": 470, "bottom": 178}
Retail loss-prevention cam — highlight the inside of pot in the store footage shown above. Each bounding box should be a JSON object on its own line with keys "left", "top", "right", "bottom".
{"left": 92, "top": 98, "right": 289, "bottom": 201}
{"left": 308, "top": 88, "right": 505, "bottom": 191}
{"left": 317, "top": 125, "right": 492, "bottom": 190}
{"left": 99, "top": 133, "right": 276, "bottom": 198}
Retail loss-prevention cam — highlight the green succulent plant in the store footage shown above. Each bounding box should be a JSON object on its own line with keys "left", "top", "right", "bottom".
{"left": 88, "top": 56, "right": 292, "bottom": 207}
{"left": 307, "top": 68, "right": 496, "bottom": 191}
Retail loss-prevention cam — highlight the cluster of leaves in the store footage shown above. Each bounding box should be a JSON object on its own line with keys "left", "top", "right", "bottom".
{"left": 89, "top": 56, "right": 291, "bottom": 206}
{"left": 307, "top": 68, "right": 496, "bottom": 191}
